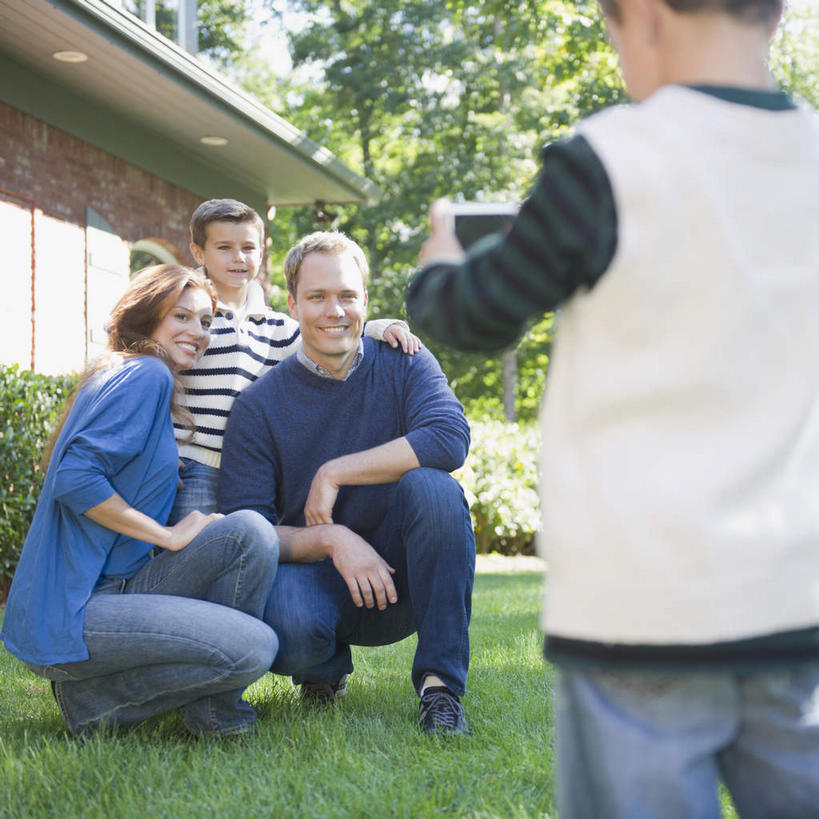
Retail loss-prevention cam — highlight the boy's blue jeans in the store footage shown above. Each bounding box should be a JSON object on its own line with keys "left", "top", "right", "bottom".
{"left": 27, "top": 510, "right": 279, "bottom": 737}
{"left": 556, "top": 664, "right": 819, "bottom": 819}
{"left": 167, "top": 457, "right": 220, "bottom": 524}
{"left": 264, "top": 468, "right": 476, "bottom": 696}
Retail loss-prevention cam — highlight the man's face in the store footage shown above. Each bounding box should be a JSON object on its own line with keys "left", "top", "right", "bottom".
{"left": 190, "top": 220, "right": 263, "bottom": 301}
{"left": 287, "top": 250, "right": 368, "bottom": 379}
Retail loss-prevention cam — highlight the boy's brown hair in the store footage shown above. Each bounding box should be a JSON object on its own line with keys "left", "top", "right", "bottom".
{"left": 189, "top": 198, "right": 265, "bottom": 249}
{"left": 599, "top": 0, "right": 781, "bottom": 22}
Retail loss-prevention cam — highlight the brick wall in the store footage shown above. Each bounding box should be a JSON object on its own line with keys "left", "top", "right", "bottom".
{"left": 0, "top": 101, "right": 201, "bottom": 261}
{"left": 0, "top": 102, "right": 206, "bottom": 373}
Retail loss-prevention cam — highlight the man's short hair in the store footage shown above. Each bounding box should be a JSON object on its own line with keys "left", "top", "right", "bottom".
{"left": 599, "top": 0, "right": 781, "bottom": 22}
{"left": 284, "top": 231, "right": 370, "bottom": 296}
{"left": 190, "top": 199, "right": 265, "bottom": 248}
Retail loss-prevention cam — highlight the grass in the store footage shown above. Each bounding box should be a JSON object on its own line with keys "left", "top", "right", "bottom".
{"left": 0, "top": 571, "right": 554, "bottom": 818}
{"left": 0, "top": 569, "right": 740, "bottom": 818}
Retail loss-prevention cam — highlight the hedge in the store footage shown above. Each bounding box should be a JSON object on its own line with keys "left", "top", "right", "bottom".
{"left": 0, "top": 365, "right": 76, "bottom": 596}
{"left": 456, "top": 417, "right": 540, "bottom": 555}
{"left": 0, "top": 366, "right": 541, "bottom": 601}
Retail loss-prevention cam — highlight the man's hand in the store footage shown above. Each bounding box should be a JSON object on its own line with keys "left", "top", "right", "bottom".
{"left": 419, "top": 198, "right": 466, "bottom": 265}
{"left": 383, "top": 322, "right": 423, "bottom": 355}
{"left": 304, "top": 465, "right": 340, "bottom": 525}
{"left": 329, "top": 525, "right": 397, "bottom": 610}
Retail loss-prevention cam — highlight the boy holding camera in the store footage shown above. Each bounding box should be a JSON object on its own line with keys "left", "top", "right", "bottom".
{"left": 408, "top": 0, "right": 819, "bottom": 814}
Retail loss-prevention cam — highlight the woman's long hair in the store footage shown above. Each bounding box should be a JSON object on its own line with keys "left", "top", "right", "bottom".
{"left": 42, "top": 265, "right": 217, "bottom": 469}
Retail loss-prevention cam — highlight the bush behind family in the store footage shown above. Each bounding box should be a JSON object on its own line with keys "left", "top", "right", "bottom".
{"left": 0, "top": 362, "right": 539, "bottom": 598}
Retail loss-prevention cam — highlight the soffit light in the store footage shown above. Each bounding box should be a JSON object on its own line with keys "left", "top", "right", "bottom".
{"left": 200, "top": 136, "right": 228, "bottom": 146}
{"left": 53, "top": 50, "right": 88, "bottom": 63}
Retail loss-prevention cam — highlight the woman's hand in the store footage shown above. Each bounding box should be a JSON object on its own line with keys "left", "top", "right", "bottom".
{"left": 84, "top": 494, "right": 223, "bottom": 552}
{"left": 163, "top": 510, "right": 224, "bottom": 552}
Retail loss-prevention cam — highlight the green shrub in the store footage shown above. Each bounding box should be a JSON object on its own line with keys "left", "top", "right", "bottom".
{"left": 0, "top": 365, "right": 76, "bottom": 594}
{"left": 0, "top": 368, "right": 541, "bottom": 596}
{"left": 457, "top": 417, "right": 541, "bottom": 555}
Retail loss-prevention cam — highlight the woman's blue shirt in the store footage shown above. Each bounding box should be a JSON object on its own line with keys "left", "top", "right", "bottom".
{"left": 1, "top": 356, "right": 179, "bottom": 665}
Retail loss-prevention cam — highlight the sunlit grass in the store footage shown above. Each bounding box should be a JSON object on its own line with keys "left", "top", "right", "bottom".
{"left": 0, "top": 571, "right": 739, "bottom": 817}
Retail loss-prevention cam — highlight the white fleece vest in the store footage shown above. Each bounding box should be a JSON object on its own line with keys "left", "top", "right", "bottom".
{"left": 539, "top": 86, "right": 819, "bottom": 644}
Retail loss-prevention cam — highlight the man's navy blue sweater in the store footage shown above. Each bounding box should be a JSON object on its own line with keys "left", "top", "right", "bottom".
{"left": 219, "top": 338, "right": 470, "bottom": 540}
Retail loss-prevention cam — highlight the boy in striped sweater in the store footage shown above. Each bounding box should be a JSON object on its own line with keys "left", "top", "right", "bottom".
{"left": 408, "top": 0, "right": 819, "bottom": 814}
{"left": 170, "top": 199, "right": 419, "bottom": 523}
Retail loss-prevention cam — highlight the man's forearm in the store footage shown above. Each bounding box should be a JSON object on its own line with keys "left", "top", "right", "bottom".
{"left": 316, "top": 437, "right": 420, "bottom": 487}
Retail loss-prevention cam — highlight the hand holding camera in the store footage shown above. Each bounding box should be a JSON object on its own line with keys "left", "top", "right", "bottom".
{"left": 420, "top": 199, "right": 520, "bottom": 266}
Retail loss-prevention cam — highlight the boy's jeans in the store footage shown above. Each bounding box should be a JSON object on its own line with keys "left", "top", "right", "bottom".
{"left": 556, "top": 664, "right": 819, "bottom": 819}
{"left": 264, "top": 468, "right": 476, "bottom": 696}
{"left": 28, "top": 510, "right": 279, "bottom": 737}
{"left": 167, "top": 457, "right": 220, "bottom": 524}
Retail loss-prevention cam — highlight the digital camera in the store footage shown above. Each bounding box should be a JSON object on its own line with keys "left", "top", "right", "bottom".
{"left": 449, "top": 202, "right": 520, "bottom": 248}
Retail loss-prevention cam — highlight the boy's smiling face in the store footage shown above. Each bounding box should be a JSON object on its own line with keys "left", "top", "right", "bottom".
{"left": 190, "top": 220, "right": 263, "bottom": 302}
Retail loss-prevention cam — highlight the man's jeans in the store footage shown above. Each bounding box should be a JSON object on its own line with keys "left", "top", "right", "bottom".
{"left": 27, "top": 510, "right": 279, "bottom": 737}
{"left": 556, "top": 664, "right": 819, "bottom": 819}
{"left": 264, "top": 468, "right": 475, "bottom": 696}
{"left": 167, "top": 457, "right": 220, "bottom": 524}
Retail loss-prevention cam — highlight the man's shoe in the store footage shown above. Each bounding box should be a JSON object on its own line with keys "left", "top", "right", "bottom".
{"left": 299, "top": 674, "right": 349, "bottom": 705}
{"left": 418, "top": 686, "right": 470, "bottom": 735}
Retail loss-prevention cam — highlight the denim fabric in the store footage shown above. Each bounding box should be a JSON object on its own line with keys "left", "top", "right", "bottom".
{"left": 28, "top": 510, "right": 280, "bottom": 737}
{"left": 167, "top": 458, "right": 220, "bottom": 525}
{"left": 264, "top": 468, "right": 475, "bottom": 696}
{"left": 555, "top": 664, "right": 819, "bottom": 819}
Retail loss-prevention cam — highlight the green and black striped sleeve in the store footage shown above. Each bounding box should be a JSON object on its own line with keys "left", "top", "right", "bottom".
{"left": 406, "top": 134, "right": 617, "bottom": 352}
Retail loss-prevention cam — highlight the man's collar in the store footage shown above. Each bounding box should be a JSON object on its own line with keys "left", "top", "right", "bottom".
{"left": 296, "top": 339, "right": 364, "bottom": 381}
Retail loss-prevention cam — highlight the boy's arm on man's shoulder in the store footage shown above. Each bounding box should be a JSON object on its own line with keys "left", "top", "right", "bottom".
{"left": 407, "top": 134, "right": 617, "bottom": 352}
{"left": 218, "top": 393, "right": 279, "bottom": 525}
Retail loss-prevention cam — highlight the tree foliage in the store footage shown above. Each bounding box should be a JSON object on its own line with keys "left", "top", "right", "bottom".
{"left": 239, "top": 0, "right": 626, "bottom": 418}
{"left": 220, "top": 0, "right": 819, "bottom": 419}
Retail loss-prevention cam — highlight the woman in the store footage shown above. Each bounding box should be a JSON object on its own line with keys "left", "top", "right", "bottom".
{"left": 1, "top": 265, "right": 279, "bottom": 739}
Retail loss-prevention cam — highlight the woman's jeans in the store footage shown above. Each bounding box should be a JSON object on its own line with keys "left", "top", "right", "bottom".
{"left": 556, "top": 664, "right": 819, "bottom": 819}
{"left": 167, "top": 458, "right": 220, "bottom": 524}
{"left": 27, "top": 510, "right": 279, "bottom": 738}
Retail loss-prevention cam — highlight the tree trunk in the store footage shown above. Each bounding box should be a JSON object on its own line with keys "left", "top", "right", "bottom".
{"left": 502, "top": 347, "right": 517, "bottom": 422}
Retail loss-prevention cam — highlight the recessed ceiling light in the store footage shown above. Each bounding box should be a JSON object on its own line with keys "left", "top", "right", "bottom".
{"left": 200, "top": 136, "right": 228, "bottom": 146}
{"left": 53, "top": 50, "right": 88, "bottom": 63}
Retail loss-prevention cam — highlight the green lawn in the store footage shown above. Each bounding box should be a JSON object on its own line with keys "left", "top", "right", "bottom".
{"left": 0, "top": 570, "right": 741, "bottom": 818}
{"left": 1, "top": 572, "right": 555, "bottom": 818}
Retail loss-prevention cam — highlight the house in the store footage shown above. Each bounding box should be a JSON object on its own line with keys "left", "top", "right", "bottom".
{"left": 0, "top": 0, "right": 378, "bottom": 375}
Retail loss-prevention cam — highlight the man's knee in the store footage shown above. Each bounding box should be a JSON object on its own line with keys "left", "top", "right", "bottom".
{"left": 397, "top": 468, "right": 468, "bottom": 515}
{"left": 263, "top": 565, "right": 341, "bottom": 674}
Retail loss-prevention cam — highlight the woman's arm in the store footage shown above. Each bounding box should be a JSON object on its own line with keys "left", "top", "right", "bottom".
{"left": 84, "top": 493, "right": 222, "bottom": 552}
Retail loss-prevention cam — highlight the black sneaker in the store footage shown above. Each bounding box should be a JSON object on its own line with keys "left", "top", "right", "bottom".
{"left": 299, "top": 674, "right": 349, "bottom": 705}
{"left": 418, "top": 686, "right": 470, "bottom": 735}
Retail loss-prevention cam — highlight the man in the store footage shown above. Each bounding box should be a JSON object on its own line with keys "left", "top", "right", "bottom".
{"left": 219, "top": 231, "right": 475, "bottom": 735}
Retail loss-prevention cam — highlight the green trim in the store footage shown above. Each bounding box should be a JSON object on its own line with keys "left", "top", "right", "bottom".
{"left": 0, "top": 53, "right": 265, "bottom": 215}
{"left": 545, "top": 625, "right": 819, "bottom": 672}
{"left": 50, "top": 0, "right": 379, "bottom": 203}
{"left": 686, "top": 84, "right": 797, "bottom": 111}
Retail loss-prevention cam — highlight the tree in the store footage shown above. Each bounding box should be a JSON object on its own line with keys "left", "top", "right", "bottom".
{"left": 220, "top": 0, "right": 819, "bottom": 419}
{"left": 248, "top": 0, "right": 625, "bottom": 419}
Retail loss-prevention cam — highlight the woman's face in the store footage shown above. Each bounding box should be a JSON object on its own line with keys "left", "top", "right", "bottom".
{"left": 151, "top": 286, "right": 213, "bottom": 371}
